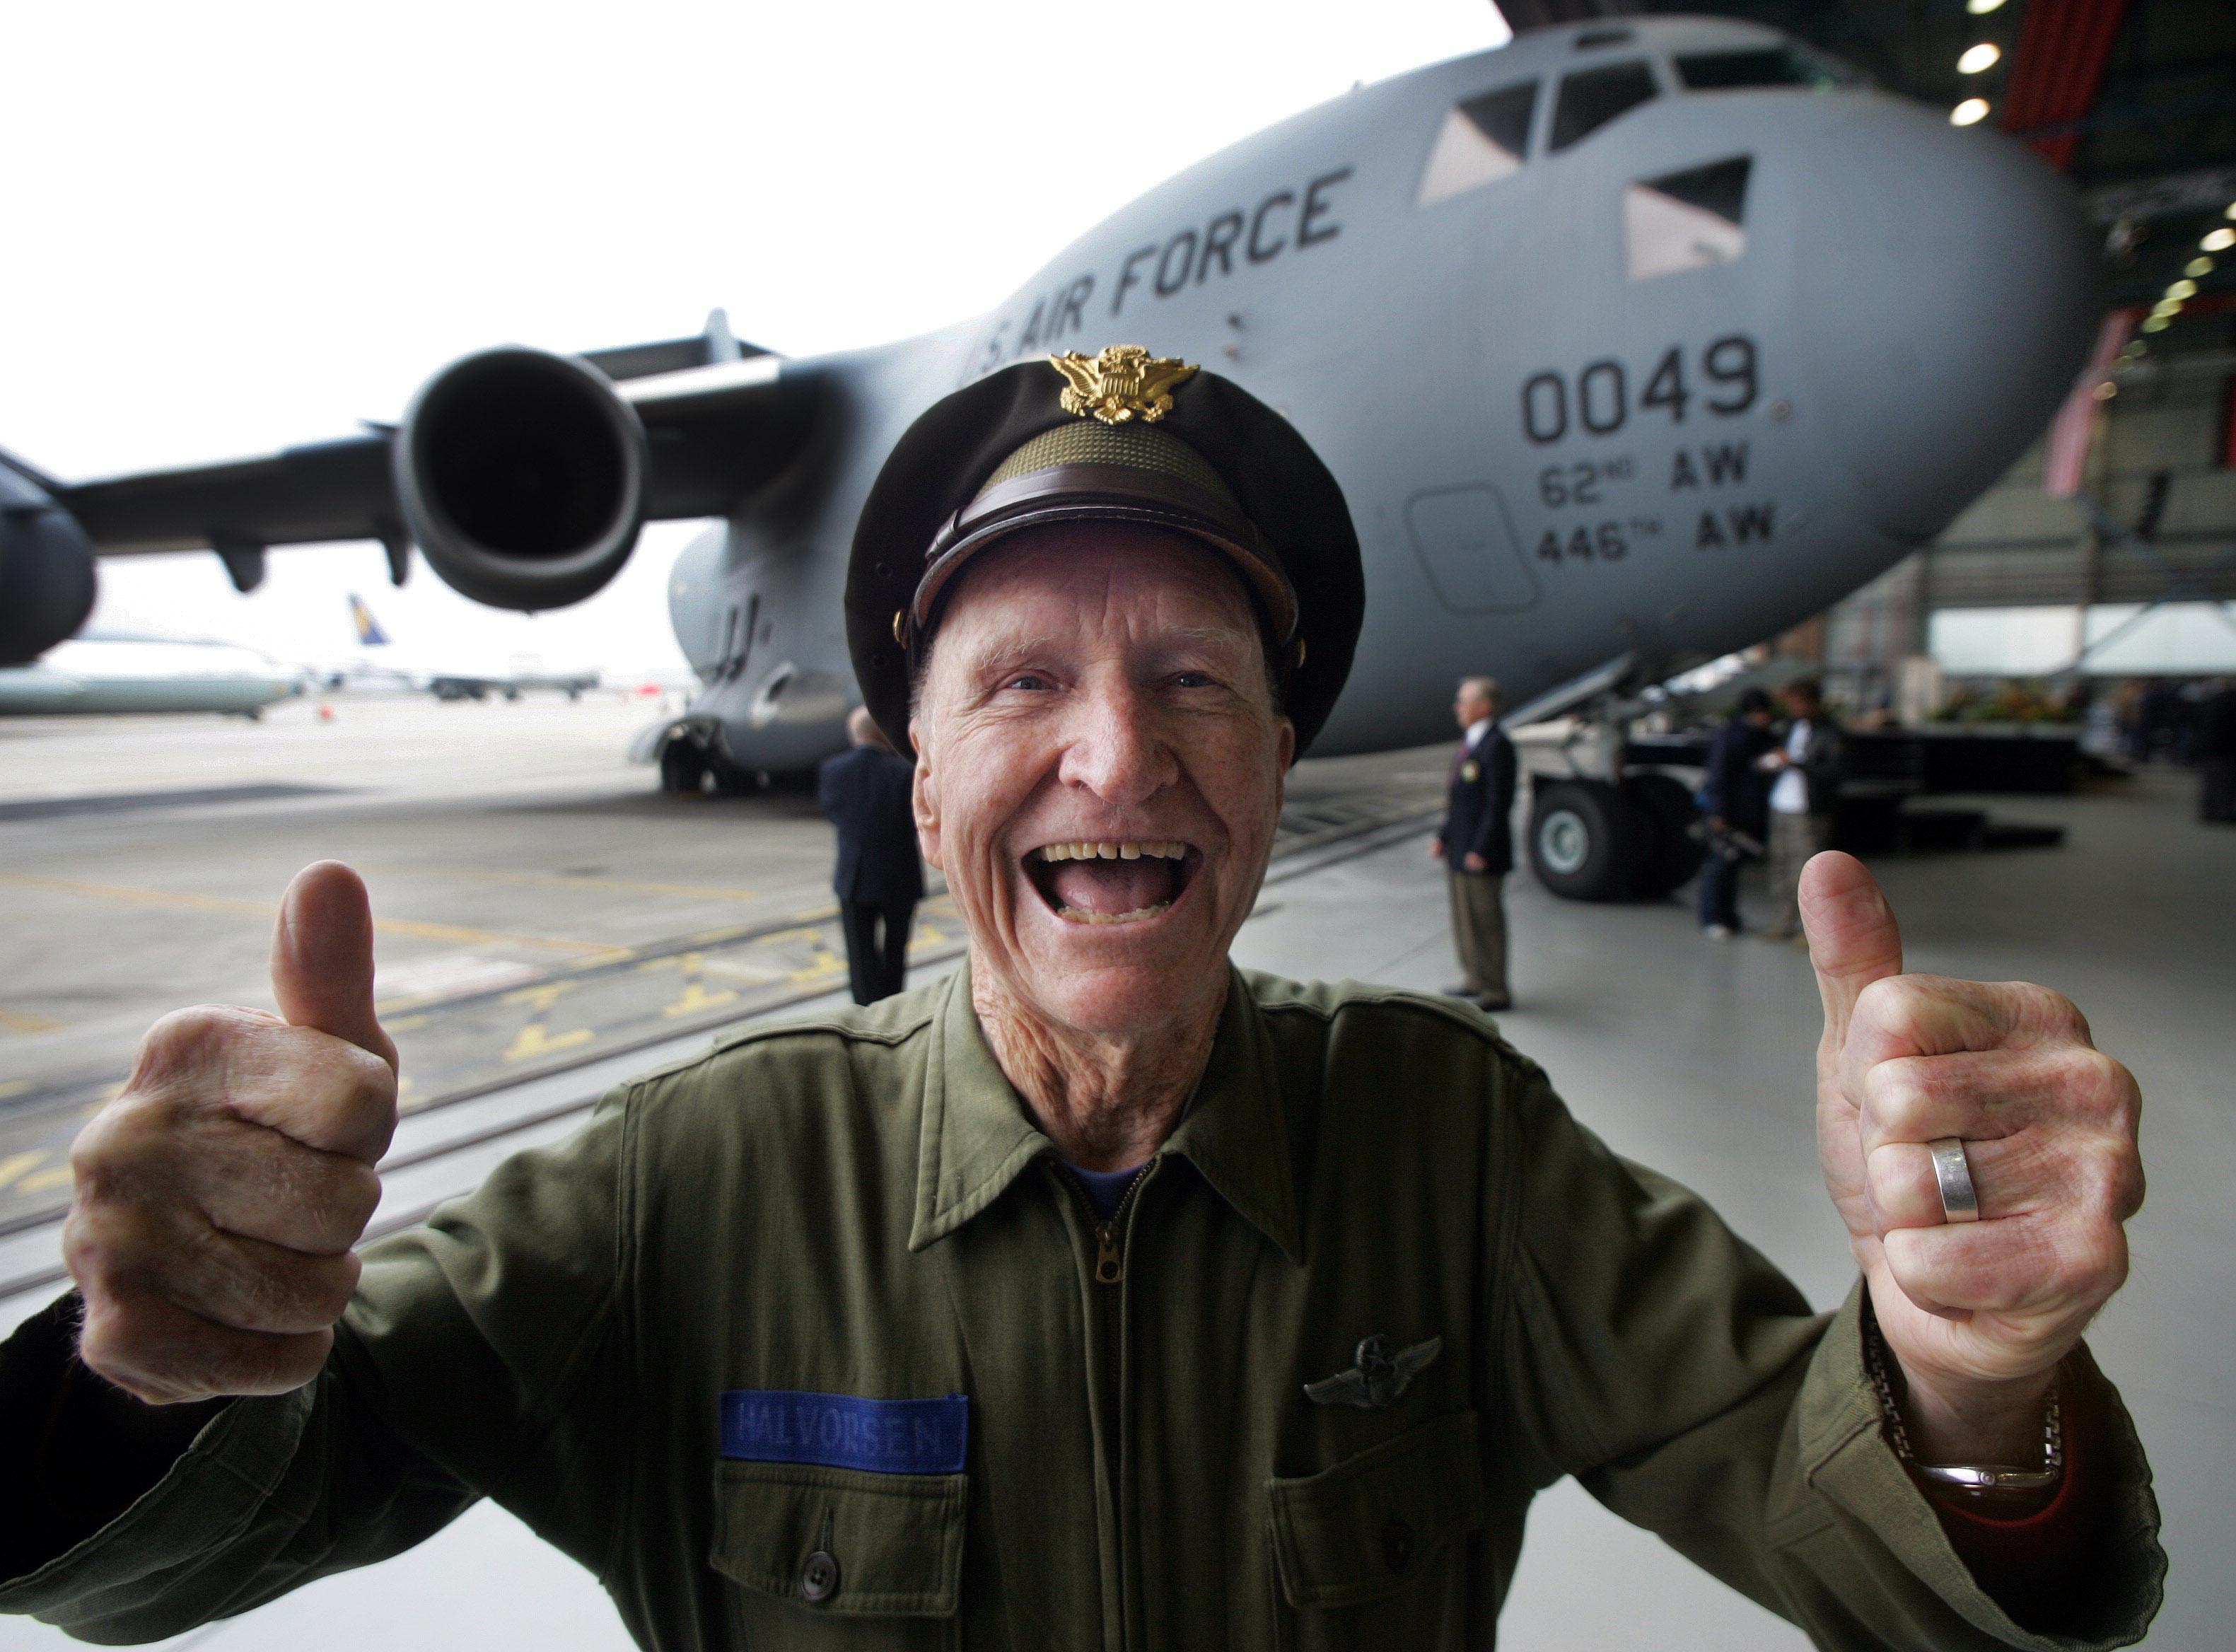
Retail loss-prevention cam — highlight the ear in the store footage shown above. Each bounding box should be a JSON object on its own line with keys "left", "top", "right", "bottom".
{"left": 909, "top": 718, "right": 943, "bottom": 871}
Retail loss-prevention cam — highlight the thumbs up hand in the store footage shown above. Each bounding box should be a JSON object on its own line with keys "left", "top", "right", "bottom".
{"left": 64, "top": 863, "right": 400, "bottom": 1404}
{"left": 1802, "top": 852, "right": 2143, "bottom": 1462}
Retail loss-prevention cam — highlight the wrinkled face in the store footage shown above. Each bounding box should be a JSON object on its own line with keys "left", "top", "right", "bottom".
{"left": 909, "top": 523, "right": 1294, "bottom": 1040}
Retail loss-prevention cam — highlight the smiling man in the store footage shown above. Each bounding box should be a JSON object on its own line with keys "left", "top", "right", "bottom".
{"left": 1, "top": 349, "right": 2162, "bottom": 1650}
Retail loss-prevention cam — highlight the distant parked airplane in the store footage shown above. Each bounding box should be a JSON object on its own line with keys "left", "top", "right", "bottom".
{"left": 0, "top": 630, "right": 301, "bottom": 718}
{"left": 315, "top": 594, "right": 600, "bottom": 702}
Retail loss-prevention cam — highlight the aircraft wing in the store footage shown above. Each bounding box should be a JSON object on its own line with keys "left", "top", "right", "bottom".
{"left": 23, "top": 308, "right": 813, "bottom": 619}
{"left": 64, "top": 434, "right": 402, "bottom": 577}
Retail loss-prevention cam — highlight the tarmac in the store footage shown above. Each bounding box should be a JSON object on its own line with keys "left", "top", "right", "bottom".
{"left": 0, "top": 693, "right": 2228, "bottom": 1649}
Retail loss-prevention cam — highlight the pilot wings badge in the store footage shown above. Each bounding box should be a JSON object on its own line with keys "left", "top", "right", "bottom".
{"left": 1049, "top": 344, "right": 1199, "bottom": 425}
{"left": 1303, "top": 1334, "right": 1443, "bottom": 1410}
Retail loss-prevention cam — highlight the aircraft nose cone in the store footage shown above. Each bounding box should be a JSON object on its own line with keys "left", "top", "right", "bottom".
{"left": 1792, "top": 101, "right": 2099, "bottom": 542}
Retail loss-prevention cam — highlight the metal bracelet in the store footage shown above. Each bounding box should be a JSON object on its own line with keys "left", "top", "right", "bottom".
{"left": 1862, "top": 1296, "right": 2062, "bottom": 1496}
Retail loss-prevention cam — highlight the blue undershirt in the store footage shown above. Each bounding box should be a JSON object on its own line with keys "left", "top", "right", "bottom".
{"left": 1065, "top": 1162, "right": 1147, "bottom": 1222}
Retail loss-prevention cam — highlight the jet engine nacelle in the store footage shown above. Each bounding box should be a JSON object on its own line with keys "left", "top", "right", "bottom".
{"left": 0, "top": 467, "right": 98, "bottom": 665}
{"left": 394, "top": 347, "right": 649, "bottom": 611}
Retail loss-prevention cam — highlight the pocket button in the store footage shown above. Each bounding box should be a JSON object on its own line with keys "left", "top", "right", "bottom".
{"left": 1381, "top": 1516, "right": 1416, "bottom": 1576}
{"left": 800, "top": 1549, "right": 841, "bottom": 1605}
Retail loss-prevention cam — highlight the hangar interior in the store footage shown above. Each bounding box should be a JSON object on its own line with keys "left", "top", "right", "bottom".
{"left": 3, "top": 3, "right": 2232, "bottom": 1651}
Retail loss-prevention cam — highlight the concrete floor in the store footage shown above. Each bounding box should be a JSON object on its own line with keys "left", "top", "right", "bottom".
{"left": 0, "top": 702, "right": 2227, "bottom": 1649}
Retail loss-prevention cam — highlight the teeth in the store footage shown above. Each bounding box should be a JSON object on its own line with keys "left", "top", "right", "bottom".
{"left": 1035, "top": 839, "right": 1187, "bottom": 861}
{"left": 1055, "top": 902, "right": 1173, "bottom": 925}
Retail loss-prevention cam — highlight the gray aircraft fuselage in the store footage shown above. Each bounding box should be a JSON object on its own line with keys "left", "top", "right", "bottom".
{"left": 665, "top": 14, "right": 2094, "bottom": 770}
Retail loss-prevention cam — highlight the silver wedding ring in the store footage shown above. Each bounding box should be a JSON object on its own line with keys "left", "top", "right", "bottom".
{"left": 1928, "top": 1137, "right": 1981, "bottom": 1224}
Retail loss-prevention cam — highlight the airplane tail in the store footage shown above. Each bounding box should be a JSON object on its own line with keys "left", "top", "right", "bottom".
{"left": 349, "top": 593, "right": 392, "bottom": 646}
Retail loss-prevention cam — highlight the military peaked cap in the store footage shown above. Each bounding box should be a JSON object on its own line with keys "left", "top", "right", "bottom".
{"left": 845, "top": 346, "right": 1365, "bottom": 757}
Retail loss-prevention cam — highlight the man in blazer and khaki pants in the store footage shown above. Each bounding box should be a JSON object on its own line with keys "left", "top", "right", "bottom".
{"left": 1433, "top": 675, "right": 1518, "bottom": 1010}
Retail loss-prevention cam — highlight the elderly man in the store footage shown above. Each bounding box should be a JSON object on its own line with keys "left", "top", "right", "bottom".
{"left": 1432, "top": 675, "right": 1517, "bottom": 1009}
{"left": 2, "top": 350, "right": 2160, "bottom": 1649}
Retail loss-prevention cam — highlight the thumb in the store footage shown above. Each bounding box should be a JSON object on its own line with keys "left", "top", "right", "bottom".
{"left": 1799, "top": 851, "right": 1904, "bottom": 1061}
{"left": 271, "top": 861, "right": 397, "bottom": 1071}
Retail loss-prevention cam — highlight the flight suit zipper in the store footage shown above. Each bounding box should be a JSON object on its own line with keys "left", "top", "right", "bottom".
{"left": 1055, "top": 1156, "right": 1160, "bottom": 1652}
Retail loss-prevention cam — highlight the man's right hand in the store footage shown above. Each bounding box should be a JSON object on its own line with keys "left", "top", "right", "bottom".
{"left": 64, "top": 862, "right": 399, "bottom": 1405}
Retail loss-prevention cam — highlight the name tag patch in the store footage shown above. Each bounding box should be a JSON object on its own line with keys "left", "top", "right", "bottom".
{"left": 720, "top": 1390, "right": 969, "bottom": 1476}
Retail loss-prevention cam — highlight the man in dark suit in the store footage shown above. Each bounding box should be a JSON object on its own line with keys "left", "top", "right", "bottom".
{"left": 817, "top": 706, "right": 925, "bottom": 1004}
{"left": 1431, "top": 675, "right": 1518, "bottom": 1010}
{"left": 1697, "top": 687, "right": 1774, "bottom": 938}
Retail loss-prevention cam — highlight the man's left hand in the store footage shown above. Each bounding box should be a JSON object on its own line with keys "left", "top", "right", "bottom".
{"left": 1462, "top": 851, "right": 1488, "bottom": 873}
{"left": 1802, "top": 852, "right": 2143, "bottom": 1461}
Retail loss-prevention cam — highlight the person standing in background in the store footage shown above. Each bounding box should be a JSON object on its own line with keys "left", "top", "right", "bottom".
{"left": 817, "top": 706, "right": 924, "bottom": 1004}
{"left": 1698, "top": 687, "right": 1774, "bottom": 938}
{"left": 2195, "top": 677, "right": 2236, "bottom": 824}
{"left": 1432, "top": 675, "right": 1517, "bottom": 1009}
{"left": 1759, "top": 677, "right": 1843, "bottom": 941}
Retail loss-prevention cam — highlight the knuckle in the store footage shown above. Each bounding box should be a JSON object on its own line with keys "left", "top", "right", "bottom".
{"left": 2017, "top": 982, "right": 2090, "bottom": 1045}
{"left": 1861, "top": 1059, "right": 1935, "bottom": 1137}
{"left": 1853, "top": 974, "right": 1923, "bottom": 1037}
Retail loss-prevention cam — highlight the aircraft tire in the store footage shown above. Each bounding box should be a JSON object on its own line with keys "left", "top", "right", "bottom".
{"left": 660, "top": 738, "right": 709, "bottom": 796}
{"left": 1624, "top": 774, "right": 1706, "bottom": 899}
{"left": 1527, "top": 779, "right": 1647, "bottom": 902}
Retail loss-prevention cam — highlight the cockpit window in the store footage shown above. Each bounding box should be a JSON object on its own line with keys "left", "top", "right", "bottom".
{"left": 1417, "top": 79, "right": 1539, "bottom": 207}
{"left": 1675, "top": 47, "right": 1856, "bottom": 91}
{"left": 1549, "top": 62, "right": 1658, "bottom": 153}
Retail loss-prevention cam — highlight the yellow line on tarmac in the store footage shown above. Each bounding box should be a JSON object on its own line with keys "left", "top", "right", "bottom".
{"left": 367, "top": 866, "right": 761, "bottom": 902}
{"left": 0, "top": 1152, "right": 45, "bottom": 1189}
{"left": 0, "top": 874, "right": 629, "bottom": 959}
{"left": 0, "top": 1006, "right": 64, "bottom": 1034}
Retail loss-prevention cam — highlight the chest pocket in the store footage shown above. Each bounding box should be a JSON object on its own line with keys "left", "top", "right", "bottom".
{"left": 1266, "top": 1411, "right": 1486, "bottom": 1648}
{"left": 711, "top": 1461, "right": 967, "bottom": 1648}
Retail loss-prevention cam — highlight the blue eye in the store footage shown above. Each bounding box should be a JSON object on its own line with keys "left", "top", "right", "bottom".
{"left": 1006, "top": 674, "right": 1051, "bottom": 691}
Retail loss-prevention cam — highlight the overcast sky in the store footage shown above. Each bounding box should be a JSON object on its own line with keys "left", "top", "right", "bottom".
{"left": 3, "top": 0, "right": 1506, "bottom": 679}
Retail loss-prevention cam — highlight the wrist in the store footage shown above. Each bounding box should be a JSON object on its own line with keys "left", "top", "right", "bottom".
{"left": 1897, "top": 1363, "right": 2056, "bottom": 1465}
{"left": 1863, "top": 1291, "right": 2065, "bottom": 1506}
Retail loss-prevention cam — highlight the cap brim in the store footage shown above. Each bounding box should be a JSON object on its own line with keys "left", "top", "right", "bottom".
{"left": 909, "top": 461, "right": 1298, "bottom": 646}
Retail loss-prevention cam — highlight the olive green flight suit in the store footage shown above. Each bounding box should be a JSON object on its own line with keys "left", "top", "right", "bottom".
{"left": 0, "top": 967, "right": 2163, "bottom": 1648}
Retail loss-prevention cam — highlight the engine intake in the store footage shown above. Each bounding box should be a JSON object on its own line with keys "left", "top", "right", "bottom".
{"left": 395, "top": 347, "right": 648, "bottom": 611}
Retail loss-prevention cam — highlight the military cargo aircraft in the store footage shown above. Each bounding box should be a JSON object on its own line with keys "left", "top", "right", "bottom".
{"left": 0, "top": 16, "right": 2097, "bottom": 898}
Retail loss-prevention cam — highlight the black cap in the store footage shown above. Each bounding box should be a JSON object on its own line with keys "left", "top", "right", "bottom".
{"left": 846, "top": 346, "right": 1364, "bottom": 757}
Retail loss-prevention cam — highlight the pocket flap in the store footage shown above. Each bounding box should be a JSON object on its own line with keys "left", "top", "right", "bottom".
{"left": 711, "top": 1461, "right": 967, "bottom": 1617}
{"left": 1267, "top": 1411, "right": 1486, "bottom": 1610}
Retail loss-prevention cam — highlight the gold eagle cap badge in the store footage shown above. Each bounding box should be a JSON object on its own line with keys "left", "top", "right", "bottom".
{"left": 1049, "top": 344, "right": 1198, "bottom": 425}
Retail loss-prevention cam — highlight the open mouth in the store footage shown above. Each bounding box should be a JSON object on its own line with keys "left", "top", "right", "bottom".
{"left": 1024, "top": 839, "right": 1199, "bottom": 926}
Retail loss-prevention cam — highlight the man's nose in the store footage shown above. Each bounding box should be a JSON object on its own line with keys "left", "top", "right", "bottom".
{"left": 1056, "top": 679, "right": 1179, "bottom": 805}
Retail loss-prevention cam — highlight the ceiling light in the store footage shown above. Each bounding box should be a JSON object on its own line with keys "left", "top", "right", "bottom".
{"left": 2203, "top": 228, "right": 2235, "bottom": 252}
{"left": 1967, "top": 0, "right": 2008, "bottom": 12}
{"left": 1951, "top": 98, "right": 1991, "bottom": 126}
{"left": 2167, "top": 279, "right": 2199, "bottom": 300}
{"left": 1958, "top": 42, "right": 2001, "bottom": 74}
{"left": 2141, "top": 315, "right": 2170, "bottom": 332}
{"left": 2188, "top": 257, "right": 2216, "bottom": 278}
{"left": 2151, "top": 298, "right": 2182, "bottom": 316}
{"left": 2094, "top": 381, "right": 2118, "bottom": 401}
